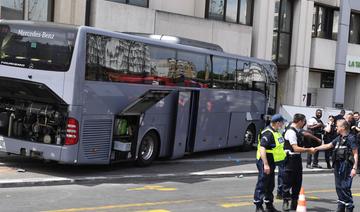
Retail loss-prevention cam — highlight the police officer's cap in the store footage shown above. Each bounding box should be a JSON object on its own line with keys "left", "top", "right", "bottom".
{"left": 271, "top": 114, "right": 285, "bottom": 123}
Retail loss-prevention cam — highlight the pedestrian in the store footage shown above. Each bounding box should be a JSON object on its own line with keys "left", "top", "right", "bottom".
{"left": 315, "top": 119, "right": 358, "bottom": 212}
{"left": 335, "top": 109, "right": 346, "bottom": 123}
{"left": 324, "top": 115, "right": 337, "bottom": 169}
{"left": 254, "top": 114, "right": 286, "bottom": 212}
{"left": 306, "top": 109, "right": 325, "bottom": 168}
{"left": 282, "top": 113, "right": 316, "bottom": 211}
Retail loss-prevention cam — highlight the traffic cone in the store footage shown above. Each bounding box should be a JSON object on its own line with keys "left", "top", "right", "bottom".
{"left": 296, "top": 187, "right": 307, "bottom": 212}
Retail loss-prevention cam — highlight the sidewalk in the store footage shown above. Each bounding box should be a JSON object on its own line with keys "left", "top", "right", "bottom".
{"left": 0, "top": 150, "right": 333, "bottom": 188}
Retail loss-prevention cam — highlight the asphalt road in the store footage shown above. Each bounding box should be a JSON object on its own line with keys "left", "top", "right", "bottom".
{"left": 1, "top": 173, "right": 359, "bottom": 212}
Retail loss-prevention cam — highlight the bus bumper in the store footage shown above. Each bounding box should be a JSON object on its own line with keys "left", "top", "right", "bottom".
{"left": 0, "top": 136, "right": 78, "bottom": 164}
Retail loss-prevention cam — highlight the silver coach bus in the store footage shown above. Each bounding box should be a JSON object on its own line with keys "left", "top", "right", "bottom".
{"left": 0, "top": 20, "right": 277, "bottom": 165}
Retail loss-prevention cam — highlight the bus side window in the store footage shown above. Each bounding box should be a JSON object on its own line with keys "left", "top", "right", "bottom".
{"left": 212, "top": 56, "right": 227, "bottom": 89}
{"left": 212, "top": 57, "right": 237, "bottom": 89}
{"left": 86, "top": 33, "right": 148, "bottom": 83}
{"left": 236, "top": 59, "right": 251, "bottom": 90}
{"left": 177, "top": 51, "right": 210, "bottom": 88}
{"left": 249, "top": 62, "right": 267, "bottom": 93}
{"left": 149, "top": 46, "right": 176, "bottom": 86}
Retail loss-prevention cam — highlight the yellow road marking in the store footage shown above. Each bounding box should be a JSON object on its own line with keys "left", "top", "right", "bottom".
{"left": 136, "top": 210, "right": 170, "bottom": 212}
{"left": 353, "top": 193, "right": 360, "bottom": 197}
{"left": 307, "top": 196, "right": 320, "bottom": 200}
{"left": 42, "top": 188, "right": 360, "bottom": 212}
{"left": 219, "top": 199, "right": 282, "bottom": 208}
{"left": 127, "top": 185, "right": 177, "bottom": 191}
{"left": 221, "top": 202, "right": 253, "bottom": 208}
{"left": 225, "top": 195, "right": 253, "bottom": 199}
{"left": 42, "top": 200, "right": 191, "bottom": 212}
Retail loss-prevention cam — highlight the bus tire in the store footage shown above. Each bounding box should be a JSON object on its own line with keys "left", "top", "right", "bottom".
{"left": 242, "top": 125, "right": 255, "bottom": 151}
{"left": 136, "top": 131, "right": 159, "bottom": 166}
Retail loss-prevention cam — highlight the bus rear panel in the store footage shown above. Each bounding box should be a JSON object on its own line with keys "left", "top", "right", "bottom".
{"left": 0, "top": 21, "right": 79, "bottom": 163}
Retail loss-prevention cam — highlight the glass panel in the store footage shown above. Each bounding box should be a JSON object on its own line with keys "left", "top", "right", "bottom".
{"left": 332, "top": 10, "right": 339, "bottom": 40}
{"left": 177, "top": 51, "right": 210, "bottom": 88}
{"left": 236, "top": 59, "right": 251, "bottom": 90}
{"left": 128, "top": 0, "right": 148, "bottom": 7}
{"left": 280, "top": 0, "right": 292, "bottom": 32}
{"left": 149, "top": 46, "right": 176, "bottom": 86}
{"left": 312, "top": 6, "right": 318, "bottom": 37}
{"left": 0, "top": 0, "right": 24, "bottom": 20}
{"left": 208, "top": 0, "right": 225, "bottom": 20}
{"left": 273, "top": 0, "right": 280, "bottom": 30}
{"left": 239, "top": 0, "right": 253, "bottom": 25}
{"left": 226, "top": 59, "right": 237, "bottom": 89}
{"left": 267, "top": 83, "right": 277, "bottom": 114}
{"left": 317, "top": 6, "right": 331, "bottom": 38}
{"left": 272, "top": 32, "right": 278, "bottom": 62}
{"left": 212, "top": 56, "right": 227, "bottom": 89}
{"left": 349, "top": 13, "right": 360, "bottom": 44}
{"left": 225, "top": 0, "right": 238, "bottom": 23}
{"left": 106, "top": 0, "right": 127, "bottom": 3}
{"left": 278, "top": 33, "right": 290, "bottom": 65}
{"left": 0, "top": 23, "right": 77, "bottom": 71}
{"left": 28, "top": 0, "right": 51, "bottom": 21}
{"left": 86, "top": 34, "right": 148, "bottom": 82}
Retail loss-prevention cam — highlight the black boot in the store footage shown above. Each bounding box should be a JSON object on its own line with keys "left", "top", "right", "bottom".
{"left": 326, "top": 161, "right": 332, "bottom": 169}
{"left": 265, "top": 203, "right": 281, "bottom": 212}
{"left": 255, "top": 204, "right": 265, "bottom": 212}
{"left": 282, "top": 200, "right": 290, "bottom": 211}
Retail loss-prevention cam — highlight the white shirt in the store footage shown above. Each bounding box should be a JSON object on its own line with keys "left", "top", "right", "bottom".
{"left": 284, "top": 127, "right": 301, "bottom": 154}
{"left": 307, "top": 117, "right": 318, "bottom": 126}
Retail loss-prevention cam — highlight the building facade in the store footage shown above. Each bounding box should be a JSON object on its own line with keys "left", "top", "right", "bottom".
{"left": 1, "top": 0, "right": 360, "bottom": 111}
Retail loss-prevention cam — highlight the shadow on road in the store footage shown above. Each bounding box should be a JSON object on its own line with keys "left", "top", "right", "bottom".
{"left": 0, "top": 147, "right": 256, "bottom": 187}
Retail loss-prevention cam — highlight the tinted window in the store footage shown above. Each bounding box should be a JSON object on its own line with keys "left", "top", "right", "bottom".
{"left": 149, "top": 46, "right": 177, "bottom": 86}
{"left": 86, "top": 33, "right": 148, "bottom": 82}
{"left": 0, "top": 23, "right": 77, "bottom": 71}
{"left": 208, "top": 0, "right": 224, "bottom": 20}
{"left": 349, "top": 13, "right": 360, "bottom": 44}
{"left": 177, "top": 51, "right": 210, "bottom": 88}
{"left": 106, "top": 0, "right": 148, "bottom": 7}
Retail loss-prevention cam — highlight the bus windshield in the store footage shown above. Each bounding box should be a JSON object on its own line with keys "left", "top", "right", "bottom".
{"left": 0, "top": 23, "right": 77, "bottom": 72}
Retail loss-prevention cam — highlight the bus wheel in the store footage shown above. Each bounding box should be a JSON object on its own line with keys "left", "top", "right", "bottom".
{"left": 242, "top": 126, "right": 255, "bottom": 151}
{"left": 136, "top": 131, "right": 159, "bottom": 166}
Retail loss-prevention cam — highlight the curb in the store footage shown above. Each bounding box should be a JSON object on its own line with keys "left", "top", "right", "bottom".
{"left": 0, "top": 169, "right": 333, "bottom": 188}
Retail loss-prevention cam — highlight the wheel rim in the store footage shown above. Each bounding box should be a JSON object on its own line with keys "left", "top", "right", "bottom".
{"left": 140, "top": 135, "right": 155, "bottom": 161}
{"left": 244, "top": 129, "right": 254, "bottom": 146}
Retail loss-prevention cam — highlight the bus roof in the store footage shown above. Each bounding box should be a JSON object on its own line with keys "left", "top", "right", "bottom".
{"left": 79, "top": 26, "right": 276, "bottom": 67}
{"left": 0, "top": 20, "right": 79, "bottom": 31}
{"left": 0, "top": 20, "right": 275, "bottom": 67}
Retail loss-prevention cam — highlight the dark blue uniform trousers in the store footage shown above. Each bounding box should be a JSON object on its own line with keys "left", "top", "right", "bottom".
{"left": 334, "top": 161, "right": 354, "bottom": 210}
{"left": 277, "top": 161, "right": 285, "bottom": 196}
{"left": 254, "top": 159, "right": 276, "bottom": 206}
{"left": 283, "top": 155, "right": 302, "bottom": 202}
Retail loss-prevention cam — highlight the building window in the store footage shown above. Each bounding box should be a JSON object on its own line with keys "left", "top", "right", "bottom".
{"left": 107, "top": 0, "right": 149, "bottom": 8}
{"left": 272, "top": 0, "right": 293, "bottom": 67}
{"left": 206, "top": 0, "right": 254, "bottom": 26}
{"left": 0, "top": 0, "right": 53, "bottom": 21}
{"left": 349, "top": 12, "right": 360, "bottom": 44}
{"left": 312, "top": 4, "right": 339, "bottom": 40}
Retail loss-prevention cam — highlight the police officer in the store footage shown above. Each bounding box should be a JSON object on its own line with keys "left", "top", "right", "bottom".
{"left": 306, "top": 109, "right": 325, "bottom": 168}
{"left": 282, "top": 114, "right": 316, "bottom": 211}
{"left": 253, "top": 114, "right": 286, "bottom": 212}
{"left": 315, "top": 119, "right": 358, "bottom": 212}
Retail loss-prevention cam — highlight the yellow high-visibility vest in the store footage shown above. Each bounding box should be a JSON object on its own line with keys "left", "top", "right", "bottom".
{"left": 256, "top": 127, "right": 286, "bottom": 163}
